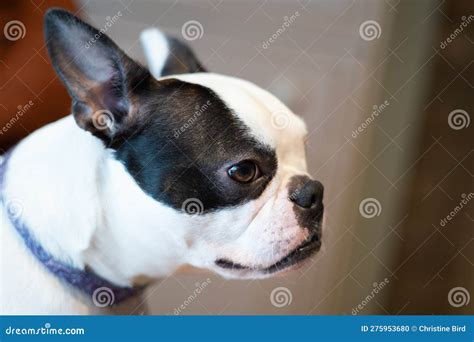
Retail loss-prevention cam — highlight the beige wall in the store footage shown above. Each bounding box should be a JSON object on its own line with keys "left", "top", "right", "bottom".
{"left": 79, "top": 0, "right": 441, "bottom": 315}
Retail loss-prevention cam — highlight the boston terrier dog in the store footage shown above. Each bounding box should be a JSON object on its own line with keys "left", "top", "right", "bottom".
{"left": 0, "top": 9, "right": 324, "bottom": 314}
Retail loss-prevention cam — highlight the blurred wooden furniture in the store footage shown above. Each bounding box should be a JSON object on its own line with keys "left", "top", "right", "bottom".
{"left": 0, "top": 0, "right": 76, "bottom": 150}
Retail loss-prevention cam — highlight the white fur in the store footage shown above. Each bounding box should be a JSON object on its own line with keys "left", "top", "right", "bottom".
{"left": 0, "top": 73, "right": 313, "bottom": 314}
{"left": 140, "top": 29, "right": 169, "bottom": 79}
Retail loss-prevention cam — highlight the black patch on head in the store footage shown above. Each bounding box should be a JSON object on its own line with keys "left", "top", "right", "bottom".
{"left": 43, "top": 9, "right": 276, "bottom": 213}
{"left": 111, "top": 78, "right": 278, "bottom": 213}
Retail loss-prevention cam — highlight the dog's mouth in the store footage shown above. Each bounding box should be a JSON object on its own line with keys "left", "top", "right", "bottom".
{"left": 263, "top": 232, "right": 321, "bottom": 273}
{"left": 215, "top": 232, "right": 321, "bottom": 274}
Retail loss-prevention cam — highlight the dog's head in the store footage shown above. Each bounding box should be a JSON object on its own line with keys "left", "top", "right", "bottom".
{"left": 44, "top": 9, "right": 324, "bottom": 279}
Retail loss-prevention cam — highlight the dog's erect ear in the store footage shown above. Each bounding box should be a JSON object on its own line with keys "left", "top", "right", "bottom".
{"left": 140, "top": 28, "right": 205, "bottom": 79}
{"left": 44, "top": 9, "right": 150, "bottom": 141}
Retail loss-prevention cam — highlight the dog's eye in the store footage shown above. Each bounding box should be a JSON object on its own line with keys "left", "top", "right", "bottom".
{"left": 227, "top": 160, "right": 260, "bottom": 183}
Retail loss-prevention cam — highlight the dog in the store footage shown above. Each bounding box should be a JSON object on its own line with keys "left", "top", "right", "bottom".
{"left": 0, "top": 9, "right": 324, "bottom": 314}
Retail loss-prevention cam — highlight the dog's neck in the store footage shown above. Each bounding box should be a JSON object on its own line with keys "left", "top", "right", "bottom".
{"left": 3, "top": 116, "right": 188, "bottom": 287}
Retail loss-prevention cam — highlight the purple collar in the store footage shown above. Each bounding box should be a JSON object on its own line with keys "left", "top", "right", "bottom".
{"left": 0, "top": 149, "right": 143, "bottom": 306}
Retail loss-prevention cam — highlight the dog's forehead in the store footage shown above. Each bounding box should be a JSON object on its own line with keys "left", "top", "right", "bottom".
{"left": 164, "top": 73, "right": 308, "bottom": 147}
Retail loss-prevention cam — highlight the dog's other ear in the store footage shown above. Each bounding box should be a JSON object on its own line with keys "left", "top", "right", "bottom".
{"left": 44, "top": 9, "right": 150, "bottom": 141}
{"left": 140, "top": 28, "right": 205, "bottom": 79}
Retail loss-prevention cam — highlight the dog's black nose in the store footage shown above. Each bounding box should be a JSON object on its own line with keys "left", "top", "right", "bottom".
{"left": 289, "top": 176, "right": 324, "bottom": 209}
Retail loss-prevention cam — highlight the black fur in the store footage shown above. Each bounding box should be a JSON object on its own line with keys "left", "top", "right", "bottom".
{"left": 112, "top": 79, "right": 278, "bottom": 212}
{"left": 44, "top": 9, "right": 278, "bottom": 213}
{"left": 44, "top": 8, "right": 151, "bottom": 141}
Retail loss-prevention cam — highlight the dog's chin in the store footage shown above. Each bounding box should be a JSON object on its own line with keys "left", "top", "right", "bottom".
{"left": 213, "top": 233, "right": 321, "bottom": 279}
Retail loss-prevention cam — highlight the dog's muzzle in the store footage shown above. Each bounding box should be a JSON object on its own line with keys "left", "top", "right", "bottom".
{"left": 215, "top": 175, "right": 324, "bottom": 274}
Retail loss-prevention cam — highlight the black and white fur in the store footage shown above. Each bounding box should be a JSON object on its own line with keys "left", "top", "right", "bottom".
{"left": 0, "top": 9, "right": 324, "bottom": 314}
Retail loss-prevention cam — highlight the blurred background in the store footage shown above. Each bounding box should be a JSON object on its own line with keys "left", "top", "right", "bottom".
{"left": 1, "top": 0, "right": 472, "bottom": 315}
